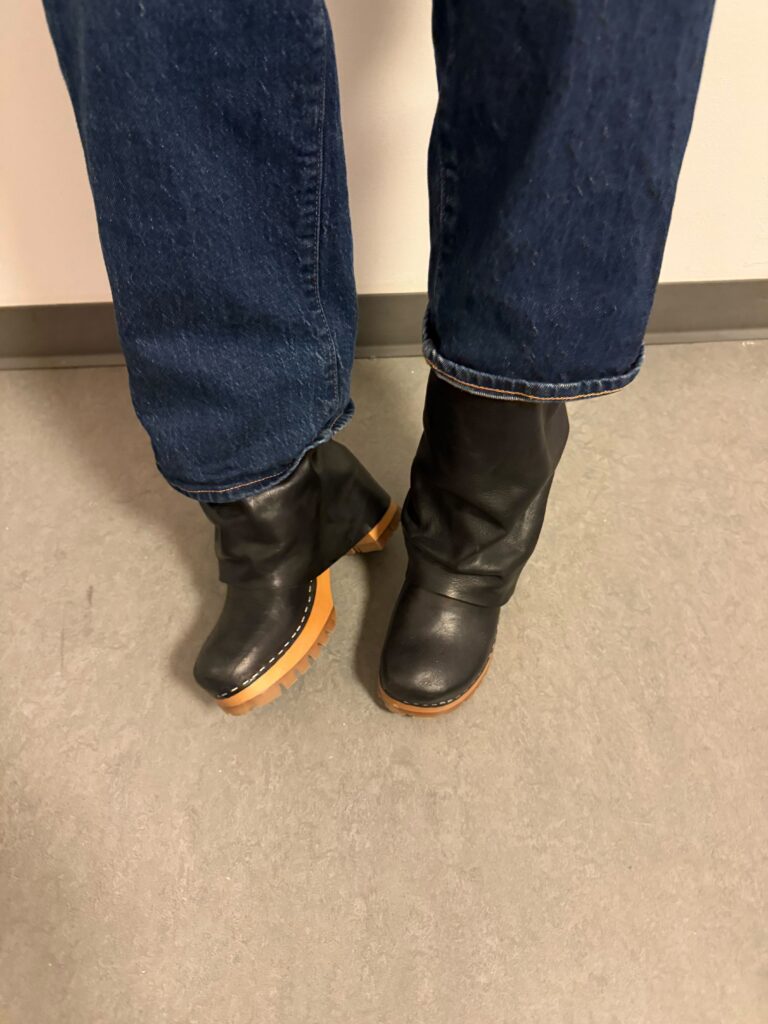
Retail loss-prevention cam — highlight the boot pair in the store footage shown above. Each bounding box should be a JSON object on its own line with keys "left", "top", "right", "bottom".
{"left": 194, "top": 373, "right": 569, "bottom": 716}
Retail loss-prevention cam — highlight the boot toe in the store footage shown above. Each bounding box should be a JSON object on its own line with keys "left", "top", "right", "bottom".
{"left": 193, "top": 580, "right": 319, "bottom": 700}
{"left": 379, "top": 584, "right": 498, "bottom": 711}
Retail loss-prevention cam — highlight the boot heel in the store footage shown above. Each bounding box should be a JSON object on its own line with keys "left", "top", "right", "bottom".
{"left": 351, "top": 501, "right": 400, "bottom": 554}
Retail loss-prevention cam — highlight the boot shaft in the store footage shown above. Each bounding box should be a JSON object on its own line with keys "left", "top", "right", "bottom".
{"left": 403, "top": 373, "right": 569, "bottom": 606}
{"left": 203, "top": 440, "right": 390, "bottom": 587}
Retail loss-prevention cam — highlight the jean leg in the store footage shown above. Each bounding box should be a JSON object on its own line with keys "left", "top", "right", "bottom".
{"left": 426, "top": 0, "right": 715, "bottom": 401}
{"left": 43, "top": 0, "right": 356, "bottom": 501}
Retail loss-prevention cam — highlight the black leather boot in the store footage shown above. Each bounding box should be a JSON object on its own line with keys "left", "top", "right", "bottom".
{"left": 379, "top": 372, "right": 568, "bottom": 716}
{"left": 195, "top": 441, "right": 399, "bottom": 714}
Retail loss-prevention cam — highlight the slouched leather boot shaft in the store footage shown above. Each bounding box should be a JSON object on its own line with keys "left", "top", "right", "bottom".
{"left": 379, "top": 373, "right": 568, "bottom": 716}
{"left": 195, "top": 440, "right": 399, "bottom": 714}
{"left": 403, "top": 374, "right": 569, "bottom": 607}
{"left": 202, "top": 440, "right": 393, "bottom": 586}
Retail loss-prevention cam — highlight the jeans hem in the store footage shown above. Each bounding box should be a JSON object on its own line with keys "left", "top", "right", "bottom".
{"left": 164, "top": 401, "right": 355, "bottom": 504}
{"left": 423, "top": 325, "right": 643, "bottom": 402}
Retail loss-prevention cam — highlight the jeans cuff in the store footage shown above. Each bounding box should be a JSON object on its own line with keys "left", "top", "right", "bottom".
{"left": 163, "top": 401, "right": 355, "bottom": 504}
{"left": 422, "top": 321, "right": 643, "bottom": 403}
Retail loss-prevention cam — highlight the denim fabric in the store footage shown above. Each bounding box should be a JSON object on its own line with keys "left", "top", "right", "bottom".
{"left": 424, "top": 0, "right": 714, "bottom": 402}
{"left": 44, "top": 0, "right": 713, "bottom": 500}
{"left": 43, "top": 1, "right": 356, "bottom": 501}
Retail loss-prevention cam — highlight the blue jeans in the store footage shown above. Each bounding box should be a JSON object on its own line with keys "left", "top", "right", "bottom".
{"left": 43, "top": 0, "right": 713, "bottom": 502}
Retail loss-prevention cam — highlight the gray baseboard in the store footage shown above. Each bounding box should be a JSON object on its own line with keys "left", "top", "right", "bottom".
{"left": 1, "top": 280, "right": 766, "bottom": 368}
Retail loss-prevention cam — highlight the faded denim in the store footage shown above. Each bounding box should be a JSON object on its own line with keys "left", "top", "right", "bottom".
{"left": 43, "top": 0, "right": 713, "bottom": 501}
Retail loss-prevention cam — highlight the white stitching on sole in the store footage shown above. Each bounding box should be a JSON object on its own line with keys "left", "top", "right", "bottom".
{"left": 380, "top": 654, "right": 493, "bottom": 709}
{"left": 383, "top": 688, "right": 467, "bottom": 709}
{"left": 217, "top": 580, "right": 315, "bottom": 699}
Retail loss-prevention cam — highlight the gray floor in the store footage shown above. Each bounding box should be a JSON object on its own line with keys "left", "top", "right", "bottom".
{"left": 1, "top": 342, "right": 767, "bottom": 1023}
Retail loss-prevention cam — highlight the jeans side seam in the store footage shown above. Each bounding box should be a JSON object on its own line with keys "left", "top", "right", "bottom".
{"left": 312, "top": 8, "right": 340, "bottom": 414}
{"left": 431, "top": 0, "right": 458, "bottom": 315}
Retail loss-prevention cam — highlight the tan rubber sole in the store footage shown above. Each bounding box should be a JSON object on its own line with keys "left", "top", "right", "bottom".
{"left": 216, "top": 502, "right": 400, "bottom": 716}
{"left": 377, "top": 657, "right": 492, "bottom": 717}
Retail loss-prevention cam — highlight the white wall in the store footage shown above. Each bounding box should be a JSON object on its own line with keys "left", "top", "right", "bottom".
{"left": 1, "top": 0, "right": 766, "bottom": 307}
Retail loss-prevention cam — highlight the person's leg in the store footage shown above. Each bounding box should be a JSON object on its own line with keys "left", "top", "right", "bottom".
{"left": 380, "top": 0, "right": 715, "bottom": 715}
{"left": 44, "top": 0, "right": 401, "bottom": 711}
{"left": 43, "top": 0, "right": 356, "bottom": 501}
{"left": 424, "top": 0, "right": 715, "bottom": 400}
